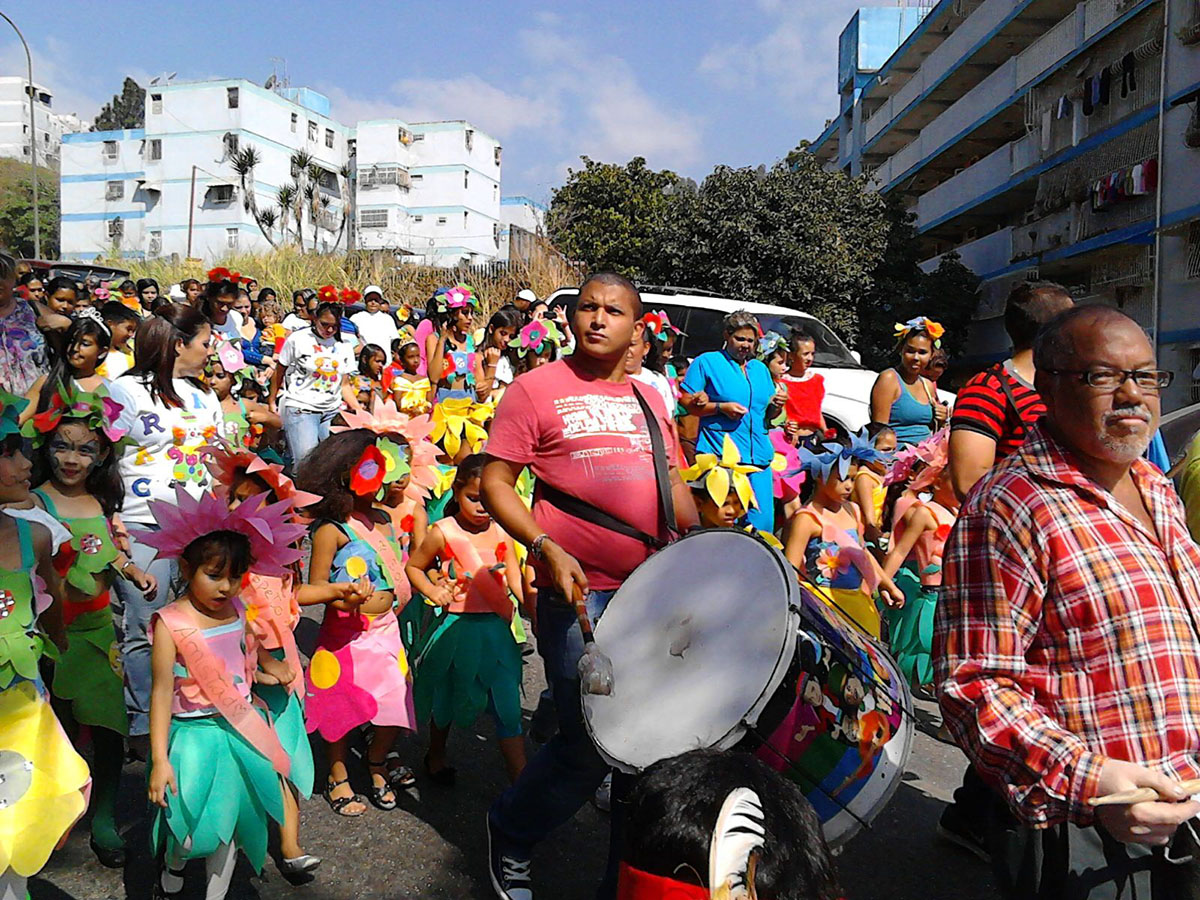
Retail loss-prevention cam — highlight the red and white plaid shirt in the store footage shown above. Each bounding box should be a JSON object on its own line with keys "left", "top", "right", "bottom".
{"left": 935, "top": 423, "right": 1200, "bottom": 828}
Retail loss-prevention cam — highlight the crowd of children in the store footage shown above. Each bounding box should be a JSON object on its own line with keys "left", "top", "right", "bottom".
{"left": 1, "top": 260, "right": 957, "bottom": 899}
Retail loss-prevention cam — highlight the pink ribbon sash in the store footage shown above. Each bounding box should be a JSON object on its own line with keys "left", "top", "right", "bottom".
{"left": 347, "top": 515, "right": 412, "bottom": 609}
{"left": 242, "top": 574, "right": 305, "bottom": 699}
{"left": 156, "top": 603, "right": 291, "bottom": 778}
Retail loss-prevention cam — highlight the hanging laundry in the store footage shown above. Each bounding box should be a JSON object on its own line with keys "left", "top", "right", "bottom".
{"left": 1120, "top": 53, "right": 1137, "bottom": 98}
{"left": 1057, "top": 96, "right": 1073, "bottom": 119}
{"left": 1099, "top": 67, "right": 1112, "bottom": 106}
{"left": 1082, "top": 76, "right": 1095, "bottom": 116}
{"left": 1143, "top": 157, "right": 1158, "bottom": 193}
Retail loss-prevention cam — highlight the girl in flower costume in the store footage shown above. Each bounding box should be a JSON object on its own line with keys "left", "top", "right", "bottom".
{"left": 26, "top": 385, "right": 158, "bottom": 868}
{"left": 296, "top": 429, "right": 418, "bottom": 817}
{"left": 880, "top": 428, "right": 958, "bottom": 691}
{"left": 683, "top": 434, "right": 763, "bottom": 531}
{"left": 206, "top": 345, "right": 280, "bottom": 453}
{"left": 140, "top": 487, "right": 304, "bottom": 899}
{"left": 389, "top": 329, "right": 433, "bottom": 417}
{"left": 851, "top": 424, "right": 898, "bottom": 555}
{"left": 426, "top": 284, "right": 489, "bottom": 404}
{"left": 405, "top": 455, "right": 526, "bottom": 784}
{"left": 203, "top": 440, "right": 368, "bottom": 881}
{"left": 0, "top": 392, "right": 91, "bottom": 900}
{"left": 782, "top": 433, "right": 904, "bottom": 638}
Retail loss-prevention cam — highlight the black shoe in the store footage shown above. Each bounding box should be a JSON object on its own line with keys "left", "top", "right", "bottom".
{"left": 486, "top": 813, "right": 533, "bottom": 900}
{"left": 89, "top": 835, "right": 127, "bottom": 869}
{"left": 936, "top": 803, "right": 990, "bottom": 862}
{"left": 424, "top": 753, "right": 457, "bottom": 787}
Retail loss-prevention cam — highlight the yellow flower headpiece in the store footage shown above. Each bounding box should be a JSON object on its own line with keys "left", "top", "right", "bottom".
{"left": 682, "top": 434, "right": 761, "bottom": 510}
{"left": 430, "top": 396, "right": 493, "bottom": 458}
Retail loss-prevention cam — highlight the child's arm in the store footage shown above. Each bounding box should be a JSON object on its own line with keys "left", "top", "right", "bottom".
{"left": 19, "top": 375, "right": 47, "bottom": 425}
{"left": 296, "top": 579, "right": 371, "bottom": 607}
{"left": 340, "top": 376, "right": 363, "bottom": 413}
{"left": 783, "top": 514, "right": 820, "bottom": 575}
{"left": 31, "top": 524, "right": 67, "bottom": 652}
{"left": 307, "top": 523, "right": 365, "bottom": 611}
{"left": 410, "top": 502, "right": 429, "bottom": 550}
{"left": 254, "top": 643, "right": 295, "bottom": 686}
{"left": 148, "top": 616, "right": 178, "bottom": 808}
{"left": 245, "top": 399, "right": 282, "bottom": 430}
{"left": 852, "top": 473, "right": 881, "bottom": 530}
{"left": 404, "top": 525, "right": 455, "bottom": 608}
{"left": 881, "top": 504, "right": 935, "bottom": 578}
{"left": 504, "top": 538, "right": 524, "bottom": 607}
{"left": 426, "top": 331, "right": 446, "bottom": 387}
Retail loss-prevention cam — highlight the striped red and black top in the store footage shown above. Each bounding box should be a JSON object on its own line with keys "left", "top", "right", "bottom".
{"left": 950, "top": 362, "right": 1045, "bottom": 460}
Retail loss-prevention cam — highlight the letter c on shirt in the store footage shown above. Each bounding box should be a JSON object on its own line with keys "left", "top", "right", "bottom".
{"left": 132, "top": 478, "right": 151, "bottom": 498}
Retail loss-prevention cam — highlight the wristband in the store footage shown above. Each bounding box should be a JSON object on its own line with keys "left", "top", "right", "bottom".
{"left": 530, "top": 534, "right": 551, "bottom": 560}
{"left": 119, "top": 559, "right": 136, "bottom": 579}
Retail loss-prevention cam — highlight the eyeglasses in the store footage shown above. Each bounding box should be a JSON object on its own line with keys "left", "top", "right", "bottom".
{"left": 1046, "top": 368, "right": 1174, "bottom": 392}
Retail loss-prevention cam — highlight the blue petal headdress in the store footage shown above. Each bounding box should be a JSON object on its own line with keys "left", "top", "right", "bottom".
{"left": 786, "top": 428, "right": 891, "bottom": 482}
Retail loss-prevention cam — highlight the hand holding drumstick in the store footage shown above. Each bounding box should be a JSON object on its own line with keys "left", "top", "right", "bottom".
{"left": 1089, "top": 759, "right": 1200, "bottom": 845}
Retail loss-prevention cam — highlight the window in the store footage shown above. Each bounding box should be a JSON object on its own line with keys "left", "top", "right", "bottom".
{"left": 222, "top": 132, "right": 238, "bottom": 156}
{"left": 148, "top": 230, "right": 162, "bottom": 257}
{"left": 465, "top": 129, "right": 474, "bottom": 151}
{"left": 347, "top": 139, "right": 356, "bottom": 158}
{"left": 107, "top": 217, "right": 123, "bottom": 240}
{"left": 226, "top": 227, "right": 239, "bottom": 249}
{"left": 227, "top": 87, "right": 239, "bottom": 108}
{"left": 21, "top": 123, "right": 26, "bottom": 134}
{"left": 325, "top": 128, "right": 334, "bottom": 149}
{"left": 21, "top": 146, "right": 27, "bottom": 156}
{"left": 411, "top": 174, "right": 423, "bottom": 183}
{"left": 413, "top": 215, "right": 423, "bottom": 223}
{"left": 1188, "top": 221, "right": 1200, "bottom": 280}
{"left": 398, "top": 127, "right": 412, "bottom": 144}
{"left": 102, "top": 140, "right": 118, "bottom": 161}
{"left": 42, "top": 132, "right": 48, "bottom": 144}
{"left": 290, "top": 112, "right": 297, "bottom": 132}
{"left": 494, "top": 146, "right": 502, "bottom": 166}
{"left": 105, "top": 180, "right": 124, "bottom": 201}
{"left": 493, "top": 222, "right": 500, "bottom": 245}
{"left": 207, "top": 184, "right": 234, "bottom": 204}
{"left": 307, "top": 120, "right": 317, "bottom": 141}
{"left": 149, "top": 139, "right": 162, "bottom": 161}
{"left": 360, "top": 209, "right": 388, "bottom": 229}
{"left": 463, "top": 211, "right": 469, "bottom": 229}
{"left": 436, "top": 216, "right": 447, "bottom": 226}
{"left": 464, "top": 170, "right": 469, "bottom": 189}
{"left": 412, "top": 132, "right": 425, "bottom": 141}
{"left": 493, "top": 184, "right": 498, "bottom": 201}
{"left": 151, "top": 93, "right": 162, "bottom": 114}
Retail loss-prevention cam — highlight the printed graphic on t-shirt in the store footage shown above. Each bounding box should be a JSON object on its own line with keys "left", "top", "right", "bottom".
{"left": 554, "top": 393, "right": 653, "bottom": 470}
{"left": 312, "top": 355, "right": 341, "bottom": 391}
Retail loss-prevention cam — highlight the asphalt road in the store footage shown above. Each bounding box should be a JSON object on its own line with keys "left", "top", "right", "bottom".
{"left": 32, "top": 617, "right": 1003, "bottom": 900}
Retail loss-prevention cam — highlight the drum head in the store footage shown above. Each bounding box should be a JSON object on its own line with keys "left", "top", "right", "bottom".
{"left": 584, "top": 530, "right": 798, "bottom": 772}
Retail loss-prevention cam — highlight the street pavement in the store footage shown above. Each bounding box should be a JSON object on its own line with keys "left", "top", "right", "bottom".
{"left": 33, "top": 614, "right": 1003, "bottom": 900}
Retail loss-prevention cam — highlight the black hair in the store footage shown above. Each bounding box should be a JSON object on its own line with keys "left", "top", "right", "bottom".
{"left": 624, "top": 749, "right": 841, "bottom": 900}
{"left": 116, "top": 279, "right": 136, "bottom": 293}
{"left": 927, "top": 347, "right": 948, "bottom": 371}
{"left": 358, "top": 343, "right": 386, "bottom": 376}
{"left": 37, "top": 315, "right": 112, "bottom": 412}
{"left": 202, "top": 279, "right": 239, "bottom": 321}
{"left": 1032, "top": 304, "right": 1139, "bottom": 373}
{"left": 484, "top": 307, "right": 523, "bottom": 348}
{"left": 443, "top": 453, "right": 486, "bottom": 519}
{"left": 579, "top": 271, "right": 642, "bottom": 315}
{"left": 136, "top": 278, "right": 159, "bottom": 299}
{"left": 32, "top": 418, "right": 124, "bottom": 517}
{"left": 181, "top": 529, "right": 252, "bottom": 580}
{"left": 896, "top": 327, "right": 935, "bottom": 354}
{"left": 45, "top": 275, "right": 79, "bottom": 300}
{"left": 18, "top": 271, "right": 43, "bottom": 287}
{"left": 311, "top": 300, "right": 345, "bottom": 341}
{"left": 789, "top": 327, "right": 815, "bottom": 347}
{"left": 237, "top": 378, "right": 266, "bottom": 402}
{"left": 127, "top": 302, "right": 213, "bottom": 408}
{"left": 100, "top": 300, "right": 140, "bottom": 327}
{"left": 296, "top": 429, "right": 397, "bottom": 520}
{"left": 865, "top": 422, "right": 896, "bottom": 442}
{"left": 633, "top": 325, "right": 664, "bottom": 374}
{"left": 1004, "top": 281, "right": 1073, "bottom": 351}
{"left": 258, "top": 287, "right": 277, "bottom": 303}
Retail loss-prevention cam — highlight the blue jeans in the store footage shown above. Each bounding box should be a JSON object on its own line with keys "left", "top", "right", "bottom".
{"left": 110, "top": 524, "right": 178, "bottom": 736}
{"left": 489, "top": 588, "right": 631, "bottom": 900}
{"left": 281, "top": 405, "right": 337, "bottom": 469}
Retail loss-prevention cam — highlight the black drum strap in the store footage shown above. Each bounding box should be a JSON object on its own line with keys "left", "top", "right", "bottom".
{"left": 631, "top": 381, "right": 676, "bottom": 540}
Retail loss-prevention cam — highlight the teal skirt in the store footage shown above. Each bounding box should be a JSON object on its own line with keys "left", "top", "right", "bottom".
{"left": 414, "top": 612, "right": 523, "bottom": 738}
{"left": 884, "top": 566, "right": 937, "bottom": 687}
{"left": 256, "top": 649, "right": 314, "bottom": 799}
{"left": 150, "top": 713, "right": 286, "bottom": 872}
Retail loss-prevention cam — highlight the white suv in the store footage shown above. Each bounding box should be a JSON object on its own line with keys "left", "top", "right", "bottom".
{"left": 547, "top": 286, "right": 883, "bottom": 436}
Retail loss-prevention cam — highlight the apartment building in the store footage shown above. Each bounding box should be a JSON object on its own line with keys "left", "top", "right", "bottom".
{"left": 0, "top": 77, "right": 82, "bottom": 165}
{"left": 498, "top": 195, "right": 548, "bottom": 263}
{"left": 808, "top": 0, "right": 1200, "bottom": 411}
{"left": 60, "top": 78, "right": 502, "bottom": 266}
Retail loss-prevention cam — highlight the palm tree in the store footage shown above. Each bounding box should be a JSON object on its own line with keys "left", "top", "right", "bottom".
{"left": 230, "top": 146, "right": 276, "bottom": 248}
{"left": 334, "top": 163, "right": 352, "bottom": 251}
{"left": 275, "top": 184, "right": 295, "bottom": 246}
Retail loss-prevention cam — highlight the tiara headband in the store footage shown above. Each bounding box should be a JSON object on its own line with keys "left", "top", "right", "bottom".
{"left": 893, "top": 316, "right": 945, "bottom": 348}
{"left": 73, "top": 305, "right": 111, "bottom": 337}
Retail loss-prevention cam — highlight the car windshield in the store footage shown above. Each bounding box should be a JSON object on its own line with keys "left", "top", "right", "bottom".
{"left": 668, "top": 305, "right": 861, "bottom": 368}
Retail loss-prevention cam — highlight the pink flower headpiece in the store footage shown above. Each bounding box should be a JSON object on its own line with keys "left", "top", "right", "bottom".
{"left": 885, "top": 427, "right": 949, "bottom": 491}
{"left": 333, "top": 399, "right": 439, "bottom": 501}
{"left": 131, "top": 486, "right": 307, "bottom": 576}
{"left": 202, "top": 438, "right": 322, "bottom": 513}
{"left": 434, "top": 283, "right": 478, "bottom": 313}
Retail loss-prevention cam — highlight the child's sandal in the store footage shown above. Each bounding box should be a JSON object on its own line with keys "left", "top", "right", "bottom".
{"left": 385, "top": 750, "right": 418, "bottom": 791}
{"left": 367, "top": 758, "right": 398, "bottom": 810}
{"left": 323, "top": 777, "right": 366, "bottom": 817}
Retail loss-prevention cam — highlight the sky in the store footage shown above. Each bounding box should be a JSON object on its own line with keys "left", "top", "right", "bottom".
{"left": 0, "top": 0, "right": 869, "bottom": 202}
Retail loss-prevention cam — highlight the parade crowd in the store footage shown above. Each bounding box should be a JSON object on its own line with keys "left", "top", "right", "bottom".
{"left": 1, "top": 251, "right": 1198, "bottom": 900}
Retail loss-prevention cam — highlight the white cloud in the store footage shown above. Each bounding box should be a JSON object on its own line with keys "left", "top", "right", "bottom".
{"left": 0, "top": 35, "right": 104, "bottom": 122}
{"left": 698, "top": 0, "right": 864, "bottom": 129}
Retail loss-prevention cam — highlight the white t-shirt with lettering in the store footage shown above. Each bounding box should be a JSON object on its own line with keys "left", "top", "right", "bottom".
{"left": 277, "top": 328, "right": 357, "bottom": 414}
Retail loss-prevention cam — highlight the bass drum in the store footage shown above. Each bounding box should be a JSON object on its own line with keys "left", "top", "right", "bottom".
{"left": 752, "top": 580, "right": 914, "bottom": 848}
{"left": 583, "top": 530, "right": 799, "bottom": 771}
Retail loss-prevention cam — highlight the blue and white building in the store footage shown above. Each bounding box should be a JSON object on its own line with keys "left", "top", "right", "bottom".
{"left": 60, "top": 78, "right": 502, "bottom": 266}
{"left": 498, "top": 195, "right": 548, "bottom": 262}
{"left": 808, "top": 0, "right": 1200, "bottom": 411}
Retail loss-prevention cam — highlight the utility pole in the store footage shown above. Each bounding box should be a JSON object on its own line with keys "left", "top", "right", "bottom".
{"left": 0, "top": 12, "right": 40, "bottom": 258}
{"left": 186, "top": 165, "right": 197, "bottom": 258}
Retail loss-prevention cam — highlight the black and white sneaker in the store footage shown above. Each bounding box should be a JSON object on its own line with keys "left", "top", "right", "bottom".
{"left": 486, "top": 814, "right": 533, "bottom": 900}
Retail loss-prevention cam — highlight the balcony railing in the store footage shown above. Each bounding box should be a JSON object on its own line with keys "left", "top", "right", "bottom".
{"left": 916, "top": 131, "right": 1042, "bottom": 226}
{"left": 919, "top": 226, "right": 1015, "bottom": 276}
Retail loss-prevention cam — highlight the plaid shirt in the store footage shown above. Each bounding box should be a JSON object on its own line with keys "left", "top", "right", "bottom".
{"left": 935, "top": 423, "right": 1200, "bottom": 828}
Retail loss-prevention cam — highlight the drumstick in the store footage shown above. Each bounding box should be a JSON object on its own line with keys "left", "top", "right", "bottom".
{"left": 1088, "top": 778, "right": 1200, "bottom": 807}
{"left": 572, "top": 584, "right": 614, "bottom": 696}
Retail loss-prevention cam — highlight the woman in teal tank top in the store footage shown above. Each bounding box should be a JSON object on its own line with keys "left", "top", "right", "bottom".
{"left": 869, "top": 318, "right": 949, "bottom": 448}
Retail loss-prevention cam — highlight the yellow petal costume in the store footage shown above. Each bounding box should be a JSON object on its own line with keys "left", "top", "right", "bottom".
{"left": 430, "top": 397, "right": 493, "bottom": 458}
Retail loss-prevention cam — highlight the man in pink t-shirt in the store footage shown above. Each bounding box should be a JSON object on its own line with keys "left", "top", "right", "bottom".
{"left": 483, "top": 273, "right": 698, "bottom": 900}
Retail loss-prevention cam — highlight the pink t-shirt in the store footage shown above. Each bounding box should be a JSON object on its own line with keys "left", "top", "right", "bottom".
{"left": 486, "top": 359, "right": 679, "bottom": 591}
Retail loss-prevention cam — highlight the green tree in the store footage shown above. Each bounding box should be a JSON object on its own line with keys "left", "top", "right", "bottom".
{"left": 660, "top": 155, "right": 891, "bottom": 339}
{"left": 0, "top": 173, "right": 59, "bottom": 258}
{"left": 548, "top": 156, "right": 691, "bottom": 279}
{"left": 93, "top": 77, "right": 145, "bottom": 131}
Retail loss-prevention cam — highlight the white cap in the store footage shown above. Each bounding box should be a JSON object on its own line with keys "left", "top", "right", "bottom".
{"left": 363, "top": 285, "right": 384, "bottom": 299}
{"left": 168, "top": 283, "right": 186, "bottom": 300}
{"left": 516, "top": 288, "right": 537, "bottom": 304}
